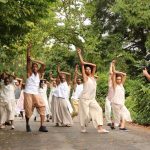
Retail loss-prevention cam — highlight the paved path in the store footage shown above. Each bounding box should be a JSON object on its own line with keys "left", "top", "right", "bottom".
{"left": 0, "top": 117, "right": 150, "bottom": 150}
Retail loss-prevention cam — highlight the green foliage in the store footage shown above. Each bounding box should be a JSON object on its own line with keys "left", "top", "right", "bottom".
{"left": 96, "top": 0, "right": 150, "bottom": 57}
{"left": 96, "top": 72, "right": 109, "bottom": 110}
{"left": 126, "top": 79, "right": 150, "bottom": 125}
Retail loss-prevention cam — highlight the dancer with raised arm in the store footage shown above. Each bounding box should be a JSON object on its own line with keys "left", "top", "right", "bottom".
{"left": 105, "top": 61, "right": 115, "bottom": 127}
{"left": 57, "top": 64, "right": 73, "bottom": 114}
{"left": 77, "top": 48, "right": 109, "bottom": 133}
{"left": 24, "top": 44, "right": 48, "bottom": 132}
{"left": 52, "top": 65, "right": 73, "bottom": 127}
{"left": 111, "top": 62, "right": 132, "bottom": 130}
{"left": 71, "top": 64, "right": 83, "bottom": 117}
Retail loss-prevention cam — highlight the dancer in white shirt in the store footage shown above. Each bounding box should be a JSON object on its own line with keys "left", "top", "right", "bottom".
{"left": 71, "top": 64, "right": 83, "bottom": 117}
{"left": 24, "top": 44, "right": 48, "bottom": 132}
{"left": 52, "top": 65, "right": 73, "bottom": 126}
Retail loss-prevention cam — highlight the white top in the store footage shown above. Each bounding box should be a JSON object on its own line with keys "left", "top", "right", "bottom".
{"left": 71, "top": 84, "right": 83, "bottom": 100}
{"left": 53, "top": 82, "right": 69, "bottom": 100}
{"left": 0, "top": 82, "right": 15, "bottom": 102}
{"left": 39, "top": 84, "right": 48, "bottom": 106}
{"left": 24, "top": 73, "right": 40, "bottom": 94}
{"left": 111, "top": 84, "right": 125, "bottom": 105}
{"left": 80, "top": 77, "right": 96, "bottom": 100}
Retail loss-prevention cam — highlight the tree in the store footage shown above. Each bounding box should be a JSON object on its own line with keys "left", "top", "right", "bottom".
{"left": 95, "top": 0, "right": 150, "bottom": 57}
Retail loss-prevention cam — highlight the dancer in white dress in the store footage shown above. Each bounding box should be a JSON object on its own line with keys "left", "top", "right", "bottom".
{"left": 111, "top": 62, "right": 132, "bottom": 130}
{"left": 77, "top": 48, "right": 109, "bottom": 133}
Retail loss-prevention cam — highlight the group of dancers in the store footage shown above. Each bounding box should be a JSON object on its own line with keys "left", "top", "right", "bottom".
{"left": 2, "top": 44, "right": 148, "bottom": 133}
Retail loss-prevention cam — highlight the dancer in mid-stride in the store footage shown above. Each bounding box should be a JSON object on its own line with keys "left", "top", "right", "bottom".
{"left": 77, "top": 48, "right": 109, "bottom": 133}
{"left": 24, "top": 44, "right": 48, "bottom": 132}
{"left": 111, "top": 61, "right": 132, "bottom": 130}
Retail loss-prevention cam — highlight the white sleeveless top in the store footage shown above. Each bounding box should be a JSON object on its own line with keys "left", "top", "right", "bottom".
{"left": 24, "top": 73, "right": 40, "bottom": 94}
{"left": 53, "top": 82, "right": 69, "bottom": 100}
{"left": 112, "top": 84, "right": 125, "bottom": 105}
{"left": 71, "top": 84, "right": 83, "bottom": 100}
{"left": 80, "top": 77, "right": 96, "bottom": 100}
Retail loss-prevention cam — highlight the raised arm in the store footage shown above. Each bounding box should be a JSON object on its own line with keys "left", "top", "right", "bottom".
{"left": 16, "top": 77, "right": 23, "bottom": 86}
{"left": 73, "top": 65, "right": 78, "bottom": 90}
{"left": 49, "top": 71, "right": 56, "bottom": 81}
{"left": 27, "top": 43, "right": 32, "bottom": 77}
{"left": 108, "top": 60, "right": 116, "bottom": 86}
{"left": 77, "top": 48, "right": 96, "bottom": 77}
{"left": 5, "top": 72, "right": 16, "bottom": 79}
{"left": 57, "top": 64, "right": 61, "bottom": 74}
{"left": 77, "top": 48, "right": 87, "bottom": 82}
{"left": 112, "top": 62, "right": 117, "bottom": 89}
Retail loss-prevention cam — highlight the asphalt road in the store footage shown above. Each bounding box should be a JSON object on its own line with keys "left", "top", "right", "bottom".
{"left": 0, "top": 117, "right": 150, "bottom": 150}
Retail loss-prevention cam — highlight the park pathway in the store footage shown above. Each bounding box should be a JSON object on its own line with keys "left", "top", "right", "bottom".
{"left": 0, "top": 117, "right": 150, "bottom": 150}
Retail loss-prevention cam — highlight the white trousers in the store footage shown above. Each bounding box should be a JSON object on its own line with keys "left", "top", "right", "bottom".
{"left": 0, "top": 100, "right": 15, "bottom": 124}
{"left": 112, "top": 103, "right": 132, "bottom": 125}
{"left": 105, "top": 97, "right": 112, "bottom": 123}
{"left": 79, "top": 98, "right": 103, "bottom": 128}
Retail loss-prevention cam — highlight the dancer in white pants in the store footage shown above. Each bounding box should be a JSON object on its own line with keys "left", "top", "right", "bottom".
{"left": 52, "top": 64, "right": 73, "bottom": 126}
{"left": 77, "top": 48, "right": 109, "bottom": 133}
{"left": 111, "top": 61, "right": 132, "bottom": 130}
{"left": 0, "top": 77, "right": 16, "bottom": 129}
